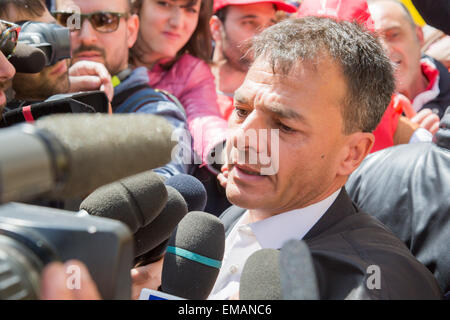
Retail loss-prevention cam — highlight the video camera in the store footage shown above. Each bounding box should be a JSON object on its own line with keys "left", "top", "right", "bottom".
{"left": 0, "top": 203, "right": 133, "bottom": 300}
{"left": 17, "top": 21, "right": 71, "bottom": 67}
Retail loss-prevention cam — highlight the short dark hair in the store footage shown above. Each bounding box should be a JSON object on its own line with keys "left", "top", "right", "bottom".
{"left": 252, "top": 17, "right": 395, "bottom": 134}
{"left": 0, "top": 0, "right": 47, "bottom": 20}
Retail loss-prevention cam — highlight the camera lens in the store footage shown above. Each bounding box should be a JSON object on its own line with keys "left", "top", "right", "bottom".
{"left": 0, "top": 234, "right": 43, "bottom": 300}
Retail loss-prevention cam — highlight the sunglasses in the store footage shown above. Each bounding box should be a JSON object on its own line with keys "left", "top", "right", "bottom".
{"left": 0, "top": 20, "right": 21, "bottom": 59}
{"left": 52, "top": 11, "right": 129, "bottom": 33}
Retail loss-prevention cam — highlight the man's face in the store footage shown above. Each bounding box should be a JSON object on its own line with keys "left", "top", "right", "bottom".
{"left": 225, "top": 56, "right": 352, "bottom": 216}
{"left": 219, "top": 4, "right": 276, "bottom": 72}
{"left": 59, "top": 0, "right": 138, "bottom": 76}
{"left": 0, "top": 52, "right": 16, "bottom": 115}
{"left": 369, "top": 1, "right": 423, "bottom": 97}
{"left": 11, "top": 9, "right": 70, "bottom": 101}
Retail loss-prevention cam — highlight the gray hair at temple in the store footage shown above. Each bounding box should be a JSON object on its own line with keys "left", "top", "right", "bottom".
{"left": 251, "top": 17, "right": 395, "bottom": 134}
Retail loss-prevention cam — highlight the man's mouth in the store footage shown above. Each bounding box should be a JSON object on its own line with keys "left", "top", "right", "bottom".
{"left": 235, "top": 164, "right": 261, "bottom": 176}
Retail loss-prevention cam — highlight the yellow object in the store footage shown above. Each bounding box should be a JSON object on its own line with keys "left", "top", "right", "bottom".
{"left": 112, "top": 75, "right": 121, "bottom": 88}
{"left": 400, "top": 0, "right": 426, "bottom": 26}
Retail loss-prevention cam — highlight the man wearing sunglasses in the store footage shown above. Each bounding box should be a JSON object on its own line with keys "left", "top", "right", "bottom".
{"left": 0, "top": 0, "right": 114, "bottom": 110}
{"left": 55, "top": 0, "right": 192, "bottom": 178}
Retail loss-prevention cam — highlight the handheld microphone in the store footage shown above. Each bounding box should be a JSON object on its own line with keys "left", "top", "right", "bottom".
{"left": 79, "top": 171, "right": 168, "bottom": 233}
{"left": 8, "top": 43, "right": 47, "bottom": 74}
{"left": 161, "top": 211, "right": 225, "bottom": 300}
{"left": 0, "top": 113, "right": 175, "bottom": 203}
{"left": 239, "top": 240, "right": 320, "bottom": 300}
{"left": 239, "top": 249, "right": 283, "bottom": 300}
{"left": 165, "top": 174, "right": 207, "bottom": 212}
{"left": 133, "top": 186, "right": 188, "bottom": 261}
{"left": 279, "top": 240, "right": 319, "bottom": 300}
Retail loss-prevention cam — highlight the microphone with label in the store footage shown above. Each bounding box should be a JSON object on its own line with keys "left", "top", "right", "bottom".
{"left": 0, "top": 113, "right": 175, "bottom": 203}
{"left": 142, "top": 211, "right": 225, "bottom": 300}
{"left": 79, "top": 171, "right": 168, "bottom": 233}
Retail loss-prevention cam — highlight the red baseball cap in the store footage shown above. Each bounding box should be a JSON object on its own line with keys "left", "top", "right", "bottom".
{"left": 296, "top": 0, "right": 375, "bottom": 32}
{"left": 213, "top": 0, "right": 298, "bottom": 14}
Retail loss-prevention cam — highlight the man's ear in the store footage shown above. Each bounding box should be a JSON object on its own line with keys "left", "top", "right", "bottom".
{"left": 415, "top": 25, "right": 424, "bottom": 46}
{"left": 127, "top": 14, "right": 140, "bottom": 48}
{"left": 337, "top": 132, "right": 374, "bottom": 176}
{"left": 210, "top": 15, "right": 223, "bottom": 43}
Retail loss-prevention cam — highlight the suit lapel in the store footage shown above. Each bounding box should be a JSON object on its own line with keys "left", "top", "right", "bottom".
{"left": 303, "top": 188, "right": 356, "bottom": 240}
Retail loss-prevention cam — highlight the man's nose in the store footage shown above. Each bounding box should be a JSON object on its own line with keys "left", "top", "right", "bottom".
{"left": 0, "top": 52, "right": 15, "bottom": 81}
{"left": 76, "top": 18, "right": 98, "bottom": 45}
{"left": 231, "top": 111, "right": 270, "bottom": 156}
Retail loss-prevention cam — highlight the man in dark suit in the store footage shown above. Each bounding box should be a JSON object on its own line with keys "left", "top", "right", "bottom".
{"left": 209, "top": 17, "right": 442, "bottom": 299}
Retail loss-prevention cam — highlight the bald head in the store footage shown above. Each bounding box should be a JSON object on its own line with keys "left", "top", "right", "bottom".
{"left": 368, "top": 0, "right": 416, "bottom": 29}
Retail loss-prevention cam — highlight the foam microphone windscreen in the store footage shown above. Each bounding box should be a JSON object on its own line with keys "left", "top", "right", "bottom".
{"left": 165, "top": 174, "right": 207, "bottom": 212}
{"left": 80, "top": 171, "right": 168, "bottom": 233}
{"left": 133, "top": 186, "right": 188, "bottom": 258}
{"left": 280, "top": 240, "right": 319, "bottom": 300}
{"left": 161, "top": 211, "right": 225, "bottom": 300}
{"left": 9, "top": 43, "right": 47, "bottom": 73}
{"left": 34, "top": 113, "right": 176, "bottom": 199}
{"left": 239, "top": 248, "right": 283, "bottom": 300}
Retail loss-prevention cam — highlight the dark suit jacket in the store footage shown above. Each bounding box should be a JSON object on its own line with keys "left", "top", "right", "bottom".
{"left": 220, "top": 189, "right": 443, "bottom": 299}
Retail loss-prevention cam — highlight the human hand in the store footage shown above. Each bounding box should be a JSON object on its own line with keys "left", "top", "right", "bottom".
{"left": 131, "top": 258, "right": 164, "bottom": 300}
{"left": 401, "top": 94, "right": 440, "bottom": 135}
{"left": 40, "top": 260, "right": 101, "bottom": 300}
{"left": 68, "top": 60, "right": 114, "bottom": 102}
{"left": 217, "top": 164, "right": 229, "bottom": 189}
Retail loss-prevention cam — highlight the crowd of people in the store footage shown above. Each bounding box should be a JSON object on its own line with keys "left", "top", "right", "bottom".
{"left": 0, "top": 0, "right": 448, "bottom": 300}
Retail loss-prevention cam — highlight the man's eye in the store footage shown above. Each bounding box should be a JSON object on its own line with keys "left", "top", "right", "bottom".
{"left": 277, "top": 121, "right": 296, "bottom": 133}
{"left": 235, "top": 107, "right": 249, "bottom": 118}
{"left": 157, "top": 1, "right": 170, "bottom": 7}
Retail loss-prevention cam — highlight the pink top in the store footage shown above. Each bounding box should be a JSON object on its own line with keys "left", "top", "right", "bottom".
{"left": 148, "top": 54, "right": 229, "bottom": 166}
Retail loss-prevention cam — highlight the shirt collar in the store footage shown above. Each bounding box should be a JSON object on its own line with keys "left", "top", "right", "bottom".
{"left": 412, "top": 57, "right": 441, "bottom": 112}
{"left": 240, "top": 189, "right": 342, "bottom": 250}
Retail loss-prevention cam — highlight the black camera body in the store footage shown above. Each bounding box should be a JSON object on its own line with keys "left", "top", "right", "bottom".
{"left": 17, "top": 21, "right": 71, "bottom": 67}
{"left": 0, "top": 203, "right": 133, "bottom": 300}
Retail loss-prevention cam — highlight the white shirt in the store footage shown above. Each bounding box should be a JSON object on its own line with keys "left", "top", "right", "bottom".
{"left": 208, "top": 189, "right": 341, "bottom": 300}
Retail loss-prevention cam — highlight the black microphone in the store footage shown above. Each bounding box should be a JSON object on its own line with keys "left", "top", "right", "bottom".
{"left": 0, "top": 113, "right": 175, "bottom": 203}
{"left": 79, "top": 171, "right": 168, "bottom": 233}
{"left": 161, "top": 211, "right": 225, "bottom": 300}
{"left": 239, "top": 249, "right": 283, "bottom": 300}
{"left": 239, "top": 240, "right": 320, "bottom": 300}
{"left": 165, "top": 174, "right": 207, "bottom": 212}
{"left": 279, "top": 240, "right": 319, "bottom": 300}
{"left": 133, "top": 186, "right": 188, "bottom": 261}
{"left": 9, "top": 43, "right": 47, "bottom": 73}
